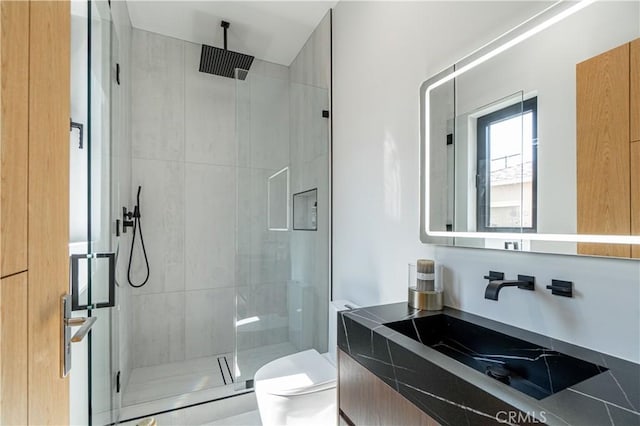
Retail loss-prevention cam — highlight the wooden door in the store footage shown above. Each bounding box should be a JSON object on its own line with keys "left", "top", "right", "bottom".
{"left": 0, "top": 1, "right": 70, "bottom": 424}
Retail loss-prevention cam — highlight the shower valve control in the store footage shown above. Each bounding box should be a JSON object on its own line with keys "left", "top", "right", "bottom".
{"left": 122, "top": 206, "right": 137, "bottom": 233}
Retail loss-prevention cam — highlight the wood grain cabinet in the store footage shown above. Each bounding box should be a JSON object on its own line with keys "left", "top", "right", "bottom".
{"left": 577, "top": 37, "right": 640, "bottom": 257}
{"left": 631, "top": 39, "right": 640, "bottom": 258}
{"left": 0, "top": 272, "right": 28, "bottom": 425}
{"left": 0, "top": 0, "right": 29, "bottom": 278}
{"left": 338, "top": 350, "right": 440, "bottom": 426}
{"left": 0, "top": 1, "right": 70, "bottom": 424}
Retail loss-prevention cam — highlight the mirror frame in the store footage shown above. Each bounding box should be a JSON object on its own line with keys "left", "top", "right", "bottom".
{"left": 419, "top": 0, "right": 640, "bottom": 247}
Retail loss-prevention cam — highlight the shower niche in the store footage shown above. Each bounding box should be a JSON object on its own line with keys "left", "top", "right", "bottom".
{"left": 293, "top": 188, "right": 318, "bottom": 231}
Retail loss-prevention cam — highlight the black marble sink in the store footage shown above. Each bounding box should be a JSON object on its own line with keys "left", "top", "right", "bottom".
{"left": 385, "top": 314, "right": 607, "bottom": 400}
{"left": 338, "top": 303, "right": 640, "bottom": 425}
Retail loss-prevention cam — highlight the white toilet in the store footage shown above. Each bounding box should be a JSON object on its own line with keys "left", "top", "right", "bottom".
{"left": 254, "top": 300, "right": 357, "bottom": 426}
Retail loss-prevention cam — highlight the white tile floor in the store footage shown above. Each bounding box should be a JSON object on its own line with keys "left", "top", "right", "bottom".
{"left": 205, "top": 410, "right": 262, "bottom": 426}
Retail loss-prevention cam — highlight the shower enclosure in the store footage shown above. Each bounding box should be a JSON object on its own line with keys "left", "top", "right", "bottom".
{"left": 68, "top": 3, "right": 332, "bottom": 423}
{"left": 120, "top": 39, "right": 331, "bottom": 416}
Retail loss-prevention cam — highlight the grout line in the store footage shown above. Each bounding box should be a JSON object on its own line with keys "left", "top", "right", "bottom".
{"left": 131, "top": 154, "right": 287, "bottom": 172}
{"left": 182, "top": 38, "right": 188, "bottom": 359}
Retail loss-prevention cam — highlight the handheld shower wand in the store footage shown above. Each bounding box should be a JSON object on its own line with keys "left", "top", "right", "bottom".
{"left": 124, "top": 186, "right": 150, "bottom": 288}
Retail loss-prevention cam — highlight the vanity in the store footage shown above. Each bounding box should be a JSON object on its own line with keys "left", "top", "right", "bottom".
{"left": 337, "top": 304, "right": 640, "bottom": 425}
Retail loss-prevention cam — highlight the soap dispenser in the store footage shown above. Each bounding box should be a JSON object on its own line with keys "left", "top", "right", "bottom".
{"left": 408, "top": 259, "right": 443, "bottom": 311}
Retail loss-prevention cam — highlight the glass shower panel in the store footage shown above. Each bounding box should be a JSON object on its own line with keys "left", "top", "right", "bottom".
{"left": 235, "top": 72, "right": 330, "bottom": 385}
{"left": 69, "top": 0, "right": 120, "bottom": 424}
{"left": 288, "top": 82, "right": 330, "bottom": 355}
{"left": 88, "top": 1, "right": 118, "bottom": 423}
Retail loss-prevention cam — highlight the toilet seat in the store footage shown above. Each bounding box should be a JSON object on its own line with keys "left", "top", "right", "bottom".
{"left": 254, "top": 349, "right": 336, "bottom": 396}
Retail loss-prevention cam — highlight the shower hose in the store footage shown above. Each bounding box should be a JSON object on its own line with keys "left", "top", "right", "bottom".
{"left": 128, "top": 185, "right": 150, "bottom": 288}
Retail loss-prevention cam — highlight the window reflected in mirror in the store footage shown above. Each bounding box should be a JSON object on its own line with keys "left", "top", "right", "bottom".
{"left": 477, "top": 97, "right": 537, "bottom": 232}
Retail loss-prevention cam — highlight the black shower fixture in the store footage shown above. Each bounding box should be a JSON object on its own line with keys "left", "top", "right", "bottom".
{"left": 124, "top": 186, "right": 150, "bottom": 288}
{"left": 199, "top": 20, "right": 254, "bottom": 80}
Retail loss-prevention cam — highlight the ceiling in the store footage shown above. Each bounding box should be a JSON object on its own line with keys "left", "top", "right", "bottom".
{"left": 126, "top": 1, "right": 336, "bottom": 66}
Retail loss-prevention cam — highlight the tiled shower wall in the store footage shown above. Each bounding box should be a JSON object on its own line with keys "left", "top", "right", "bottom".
{"left": 129, "top": 10, "right": 332, "bottom": 369}
{"left": 129, "top": 29, "right": 289, "bottom": 368}
{"left": 288, "top": 11, "right": 332, "bottom": 353}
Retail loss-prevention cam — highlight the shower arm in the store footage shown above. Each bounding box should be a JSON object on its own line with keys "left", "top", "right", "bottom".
{"left": 221, "top": 20, "right": 229, "bottom": 50}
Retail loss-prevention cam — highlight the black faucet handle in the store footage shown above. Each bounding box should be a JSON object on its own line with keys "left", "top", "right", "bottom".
{"left": 516, "top": 274, "right": 535, "bottom": 290}
{"left": 546, "top": 279, "right": 572, "bottom": 297}
{"left": 483, "top": 271, "right": 504, "bottom": 281}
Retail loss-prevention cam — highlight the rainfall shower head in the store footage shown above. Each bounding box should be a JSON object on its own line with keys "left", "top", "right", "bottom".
{"left": 199, "top": 21, "right": 254, "bottom": 80}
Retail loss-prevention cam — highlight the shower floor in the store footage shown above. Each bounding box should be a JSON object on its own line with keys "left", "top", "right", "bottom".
{"left": 121, "top": 342, "right": 298, "bottom": 414}
{"left": 123, "top": 353, "right": 235, "bottom": 407}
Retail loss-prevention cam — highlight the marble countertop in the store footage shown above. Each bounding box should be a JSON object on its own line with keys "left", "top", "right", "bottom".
{"left": 338, "top": 303, "right": 640, "bottom": 426}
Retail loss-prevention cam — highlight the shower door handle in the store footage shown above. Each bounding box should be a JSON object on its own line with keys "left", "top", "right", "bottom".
{"left": 61, "top": 294, "right": 99, "bottom": 377}
{"left": 70, "top": 252, "right": 116, "bottom": 310}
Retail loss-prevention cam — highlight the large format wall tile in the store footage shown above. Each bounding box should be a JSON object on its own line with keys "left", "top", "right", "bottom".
{"left": 184, "top": 43, "right": 236, "bottom": 166}
{"left": 132, "top": 292, "right": 185, "bottom": 368}
{"left": 185, "top": 288, "right": 235, "bottom": 359}
{"left": 248, "top": 76, "right": 290, "bottom": 170}
{"left": 131, "top": 29, "right": 185, "bottom": 161}
{"left": 131, "top": 158, "right": 185, "bottom": 295}
{"left": 185, "top": 163, "right": 236, "bottom": 290}
{"left": 289, "top": 83, "right": 329, "bottom": 167}
{"left": 252, "top": 59, "right": 290, "bottom": 82}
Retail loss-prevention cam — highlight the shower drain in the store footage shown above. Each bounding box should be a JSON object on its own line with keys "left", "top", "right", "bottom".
{"left": 217, "top": 355, "right": 234, "bottom": 385}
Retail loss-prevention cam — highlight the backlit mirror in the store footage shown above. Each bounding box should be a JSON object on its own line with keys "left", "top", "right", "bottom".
{"left": 421, "top": 0, "right": 640, "bottom": 258}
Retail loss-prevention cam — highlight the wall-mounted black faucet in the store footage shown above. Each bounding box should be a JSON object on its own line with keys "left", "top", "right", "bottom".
{"left": 484, "top": 272, "right": 535, "bottom": 300}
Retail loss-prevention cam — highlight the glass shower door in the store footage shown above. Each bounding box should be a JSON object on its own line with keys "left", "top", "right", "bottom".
{"left": 69, "top": 0, "right": 120, "bottom": 424}
{"left": 234, "top": 71, "right": 330, "bottom": 385}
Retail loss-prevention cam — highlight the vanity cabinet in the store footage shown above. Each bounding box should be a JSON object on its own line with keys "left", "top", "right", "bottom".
{"left": 577, "top": 38, "right": 640, "bottom": 257}
{"left": 337, "top": 349, "right": 440, "bottom": 426}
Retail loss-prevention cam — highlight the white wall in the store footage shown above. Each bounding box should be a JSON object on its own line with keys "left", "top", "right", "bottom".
{"left": 332, "top": 1, "right": 640, "bottom": 363}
